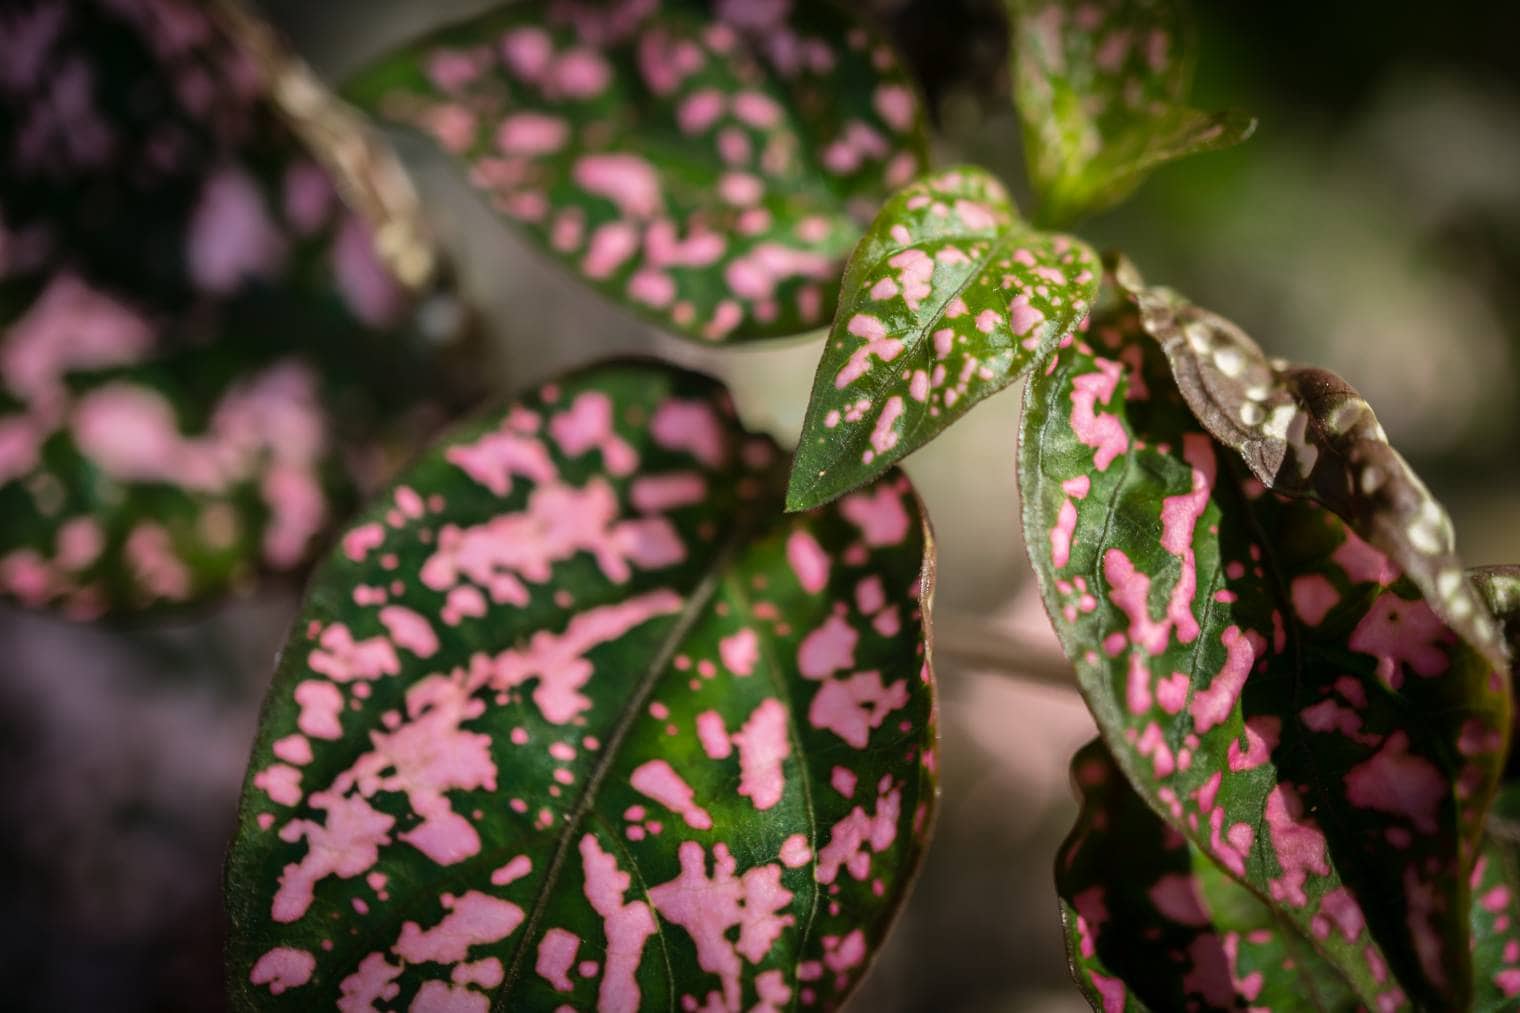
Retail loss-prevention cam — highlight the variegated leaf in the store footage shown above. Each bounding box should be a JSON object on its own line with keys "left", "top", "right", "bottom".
{"left": 787, "top": 166, "right": 1100, "bottom": 511}
{"left": 1472, "top": 820, "right": 1520, "bottom": 1010}
{"left": 1059, "top": 740, "right": 1359, "bottom": 1012}
{"left": 1009, "top": 0, "right": 1256, "bottom": 225}
{"left": 1113, "top": 256, "right": 1512, "bottom": 673}
{"left": 0, "top": 0, "right": 436, "bottom": 615}
{"left": 1020, "top": 293, "right": 1509, "bottom": 1008}
{"left": 225, "top": 361, "right": 938, "bottom": 1010}
{"left": 343, "top": 0, "right": 929, "bottom": 344}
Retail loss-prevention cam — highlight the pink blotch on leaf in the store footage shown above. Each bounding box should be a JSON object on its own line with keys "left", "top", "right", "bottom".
{"left": 536, "top": 928, "right": 580, "bottom": 992}
{"left": 733, "top": 698, "right": 791, "bottom": 810}
{"left": 580, "top": 834, "right": 658, "bottom": 1013}
{"left": 249, "top": 947, "right": 315, "bottom": 995}
{"left": 394, "top": 890, "right": 525, "bottom": 964}
{"left": 1344, "top": 731, "right": 1446, "bottom": 834}
{"left": 630, "top": 759, "right": 712, "bottom": 830}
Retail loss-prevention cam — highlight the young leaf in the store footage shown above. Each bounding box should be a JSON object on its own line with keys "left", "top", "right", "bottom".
{"left": 342, "top": 0, "right": 928, "bottom": 344}
{"left": 1472, "top": 566, "right": 1520, "bottom": 663}
{"left": 225, "top": 361, "right": 938, "bottom": 1010}
{"left": 1058, "top": 739, "right": 1360, "bottom": 1011}
{"left": 1114, "top": 255, "right": 1511, "bottom": 671}
{"left": 1019, "top": 296, "right": 1509, "bottom": 1008}
{"left": 787, "top": 166, "right": 1100, "bottom": 511}
{"left": 1009, "top": 0, "right": 1256, "bottom": 226}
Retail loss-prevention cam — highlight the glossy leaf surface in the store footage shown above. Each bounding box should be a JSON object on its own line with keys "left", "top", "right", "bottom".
{"left": 788, "top": 166, "right": 1099, "bottom": 511}
{"left": 344, "top": 0, "right": 929, "bottom": 344}
{"left": 1010, "top": 0, "right": 1255, "bottom": 225}
{"left": 226, "top": 361, "right": 938, "bottom": 1010}
{"left": 1020, "top": 297, "right": 1508, "bottom": 1008}
{"left": 1472, "top": 821, "right": 1520, "bottom": 1010}
{"left": 0, "top": 0, "right": 433, "bottom": 615}
{"left": 1114, "top": 256, "right": 1510, "bottom": 671}
{"left": 1058, "top": 739, "right": 1359, "bottom": 1011}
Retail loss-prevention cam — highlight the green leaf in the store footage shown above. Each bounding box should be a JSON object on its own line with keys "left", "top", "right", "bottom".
{"left": 787, "top": 166, "right": 1100, "bottom": 511}
{"left": 1009, "top": 0, "right": 1256, "bottom": 226}
{"left": 0, "top": 0, "right": 438, "bottom": 616}
{"left": 1472, "top": 820, "right": 1520, "bottom": 1011}
{"left": 225, "top": 360, "right": 938, "bottom": 1010}
{"left": 1059, "top": 739, "right": 1359, "bottom": 1011}
{"left": 1019, "top": 291, "right": 1509, "bottom": 1008}
{"left": 1113, "top": 255, "right": 1512, "bottom": 675}
{"left": 342, "top": 0, "right": 928, "bottom": 344}
{"left": 1472, "top": 567, "right": 1520, "bottom": 666}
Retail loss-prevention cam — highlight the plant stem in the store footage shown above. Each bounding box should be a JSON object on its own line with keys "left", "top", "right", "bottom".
{"left": 207, "top": 0, "right": 441, "bottom": 291}
{"left": 932, "top": 611, "right": 1078, "bottom": 690}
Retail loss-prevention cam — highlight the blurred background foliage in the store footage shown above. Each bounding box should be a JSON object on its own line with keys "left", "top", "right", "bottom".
{"left": 2, "top": 1, "right": 1518, "bottom": 1010}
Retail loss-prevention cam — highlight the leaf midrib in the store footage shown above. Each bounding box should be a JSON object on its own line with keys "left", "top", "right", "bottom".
{"left": 493, "top": 487, "right": 770, "bottom": 1008}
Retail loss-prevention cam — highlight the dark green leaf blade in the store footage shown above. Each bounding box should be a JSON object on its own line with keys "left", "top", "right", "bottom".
{"left": 343, "top": 0, "right": 928, "bottom": 343}
{"left": 1010, "top": 0, "right": 1256, "bottom": 226}
{"left": 1059, "top": 740, "right": 1360, "bottom": 1012}
{"left": 1020, "top": 296, "right": 1508, "bottom": 1008}
{"left": 788, "top": 165, "right": 1100, "bottom": 511}
{"left": 226, "top": 360, "right": 938, "bottom": 1010}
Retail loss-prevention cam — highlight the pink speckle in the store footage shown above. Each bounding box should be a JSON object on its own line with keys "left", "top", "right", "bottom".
{"left": 491, "top": 855, "right": 532, "bottom": 886}
{"left": 187, "top": 167, "right": 285, "bottom": 294}
{"left": 831, "top": 766, "right": 857, "bottom": 798}
{"left": 696, "top": 710, "right": 732, "bottom": 759}
{"left": 1189, "top": 626, "right": 1258, "bottom": 733}
{"left": 378, "top": 606, "right": 439, "bottom": 659}
{"left": 649, "top": 842, "right": 795, "bottom": 1010}
{"left": 839, "top": 486, "right": 911, "bottom": 546}
{"left": 834, "top": 313, "right": 904, "bottom": 389}
{"left": 809, "top": 671, "right": 908, "bottom": 748}
{"left": 272, "top": 734, "right": 313, "bottom": 766}
{"left": 1227, "top": 715, "right": 1280, "bottom": 772}
{"left": 1344, "top": 731, "right": 1445, "bottom": 833}
{"left": 872, "top": 83, "right": 915, "bottom": 131}
{"left": 1349, "top": 590, "right": 1452, "bottom": 688}
{"left": 1069, "top": 357, "right": 1128, "bottom": 471}
{"left": 249, "top": 947, "right": 315, "bottom": 995}
{"left": 816, "top": 782, "right": 900, "bottom": 884}
{"left": 294, "top": 680, "right": 344, "bottom": 740}
{"left": 497, "top": 112, "right": 569, "bottom": 155}
{"left": 779, "top": 834, "right": 811, "bottom": 868}
{"left": 630, "top": 759, "right": 712, "bottom": 830}
{"left": 798, "top": 614, "right": 857, "bottom": 679}
{"left": 868, "top": 396, "right": 905, "bottom": 455}
{"left": 272, "top": 793, "right": 393, "bottom": 923}
{"left": 733, "top": 699, "right": 791, "bottom": 811}
{"left": 254, "top": 763, "right": 303, "bottom": 806}
{"left": 573, "top": 153, "right": 662, "bottom": 219}
{"left": 1263, "top": 785, "right": 1329, "bottom": 907}
{"left": 1291, "top": 574, "right": 1340, "bottom": 626}
{"left": 720, "top": 628, "right": 760, "bottom": 676}
{"left": 395, "top": 891, "right": 525, "bottom": 963}
{"left": 786, "top": 529, "right": 831, "bottom": 594}
{"left": 550, "top": 391, "right": 638, "bottom": 476}
{"left": 650, "top": 399, "right": 726, "bottom": 467}
{"left": 553, "top": 47, "right": 612, "bottom": 98}
{"left": 536, "top": 928, "right": 580, "bottom": 992}
{"left": 580, "top": 834, "right": 658, "bottom": 1013}
{"left": 630, "top": 472, "right": 706, "bottom": 512}
{"left": 1148, "top": 873, "right": 1209, "bottom": 926}
{"left": 1009, "top": 294, "right": 1045, "bottom": 336}
{"left": 1333, "top": 531, "right": 1399, "bottom": 586}
{"left": 1050, "top": 499, "right": 1078, "bottom": 569}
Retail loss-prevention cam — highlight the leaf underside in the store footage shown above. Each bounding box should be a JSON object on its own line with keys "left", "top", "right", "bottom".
{"left": 343, "top": 0, "right": 929, "bottom": 344}
{"left": 226, "top": 361, "right": 939, "bottom": 1011}
{"left": 0, "top": 0, "right": 428, "bottom": 616}
{"left": 1010, "top": 0, "right": 1255, "bottom": 225}
{"left": 1021, "top": 295, "right": 1508, "bottom": 1009}
{"left": 787, "top": 165, "right": 1100, "bottom": 511}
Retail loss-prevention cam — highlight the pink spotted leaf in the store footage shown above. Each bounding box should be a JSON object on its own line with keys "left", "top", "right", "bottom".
{"left": 342, "top": 0, "right": 929, "bottom": 343}
{"left": 1059, "top": 739, "right": 1360, "bottom": 1011}
{"left": 1020, "top": 287, "right": 1509, "bottom": 1008}
{"left": 1010, "top": 0, "right": 1256, "bottom": 226}
{"left": 225, "top": 361, "right": 938, "bottom": 1010}
{"left": 787, "top": 165, "right": 1100, "bottom": 511}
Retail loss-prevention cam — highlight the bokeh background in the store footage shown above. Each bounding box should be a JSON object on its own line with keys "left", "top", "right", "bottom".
{"left": 3, "top": 1, "right": 1519, "bottom": 1009}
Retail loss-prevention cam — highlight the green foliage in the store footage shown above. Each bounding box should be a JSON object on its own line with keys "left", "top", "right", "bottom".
{"left": 1021, "top": 289, "right": 1509, "bottom": 1008}
{"left": 343, "top": 0, "right": 929, "bottom": 343}
{"left": 787, "top": 166, "right": 1099, "bottom": 511}
{"left": 225, "top": 361, "right": 938, "bottom": 1010}
{"left": 1009, "top": 0, "right": 1255, "bottom": 226}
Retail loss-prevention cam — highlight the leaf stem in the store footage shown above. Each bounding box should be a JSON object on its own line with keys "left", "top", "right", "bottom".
{"left": 207, "top": 0, "right": 442, "bottom": 291}
{"left": 931, "top": 611, "right": 1077, "bottom": 690}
